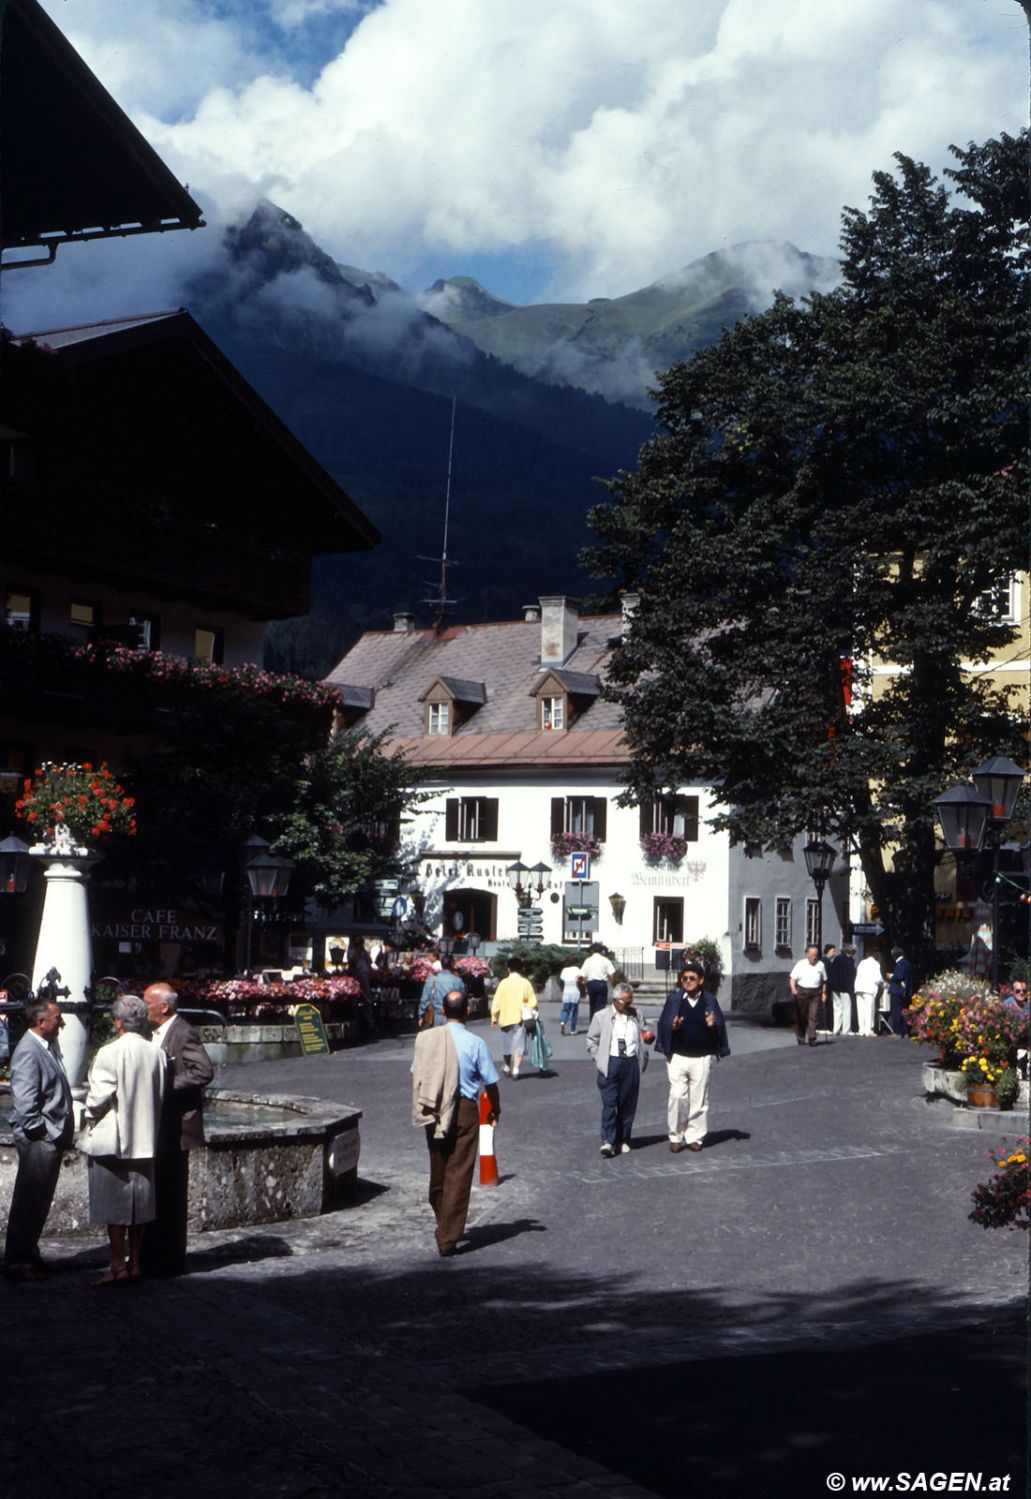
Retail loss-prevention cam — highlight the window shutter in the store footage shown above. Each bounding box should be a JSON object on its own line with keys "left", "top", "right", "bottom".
{"left": 551, "top": 798, "right": 565, "bottom": 836}
{"left": 682, "top": 796, "right": 699, "bottom": 841}
{"left": 483, "top": 799, "right": 499, "bottom": 841}
{"left": 445, "top": 799, "right": 458, "bottom": 841}
{"left": 593, "top": 797, "right": 607, "bottom": 842}
{"left": 639, "top": 800, "right": 653, "bottom": 838}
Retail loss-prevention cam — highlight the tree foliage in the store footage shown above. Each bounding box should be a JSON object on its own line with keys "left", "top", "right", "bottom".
{"left": 584, "top": 133, "right": 1028, "bottom": 961}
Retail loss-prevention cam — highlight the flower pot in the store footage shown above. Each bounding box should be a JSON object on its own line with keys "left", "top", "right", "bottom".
{"left": 966, "top": 1080, "right": 999, "bottom": 1109}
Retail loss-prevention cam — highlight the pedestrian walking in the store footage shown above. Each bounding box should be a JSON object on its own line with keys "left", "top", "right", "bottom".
{"left": 3, "top": 999, "right": 74, "bottom": 1282}
{"left": 854, "top": 951, "right": 885, "bottom": 1036}
{"left": 82, "top": 995, "right": 165, "bottom": 1286}
{"left": 656, "top": 961, "right": 730, "bottom": 1153}
{"left": 411, "top": 989, "right": 500, "bottom": 1257}
{"left": 827, "top": 943, "right": 857, "bottom": 1035}
{"left": 558, "top": 960, "right": 584, "bottom": 1035}
{"left": 419, "top": 954, "right": 465, "bottom": 1027}
{"left": 580, "top": 943, "right": 616, "bottom": 1019}
{"left": 586, "top": 981, "right": 650, "bottom": 1155}
{"left": 490, "top": 957, "right": 538, "bottom": 1078}
{"left": 887, "top": 947, "right": 914, "bottom": 1037}
{"left": 789, "top": 944, "right": 827, "bottom": 1046}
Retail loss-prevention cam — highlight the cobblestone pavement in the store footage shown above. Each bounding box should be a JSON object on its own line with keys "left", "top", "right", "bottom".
{"left": 3, "top": 1018, "right": 1026, "bottom": 1498}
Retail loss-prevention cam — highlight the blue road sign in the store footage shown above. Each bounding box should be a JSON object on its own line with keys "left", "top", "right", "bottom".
{"left": 570, "top": 852, "right": 590, "bottom": 881}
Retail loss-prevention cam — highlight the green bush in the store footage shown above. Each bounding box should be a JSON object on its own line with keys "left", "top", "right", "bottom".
{"left": 491, "top": 941, "right": 613, "bottom": 992}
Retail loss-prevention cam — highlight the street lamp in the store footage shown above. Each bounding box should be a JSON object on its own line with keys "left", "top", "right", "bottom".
{"left": 243, "top": 835, "right": 295, "bottom": 973}
{"left": 803, "top": 838, "right": 836, "bottom": 948}
{"left": 934, "top": 760, "right": 1026, "bottom": 991}
{"left": 0, "top": 835, "right": 31, "bottom": 895}
{"left": 609, "top": 891, "right": 626, "bottom": 924}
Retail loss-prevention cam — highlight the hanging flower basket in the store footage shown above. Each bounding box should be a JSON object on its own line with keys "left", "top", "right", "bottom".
{"left": 551, "top": 832, "right": 601, "bottom": 861}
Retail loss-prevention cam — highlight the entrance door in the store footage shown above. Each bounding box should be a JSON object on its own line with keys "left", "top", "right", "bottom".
{"left": 442, "top": 889, "right": 496, "bottom": 944}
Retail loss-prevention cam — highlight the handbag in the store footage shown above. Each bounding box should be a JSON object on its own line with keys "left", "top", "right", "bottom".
{"left": 521, "top": 1003, "right": 537, "bottom": 1031}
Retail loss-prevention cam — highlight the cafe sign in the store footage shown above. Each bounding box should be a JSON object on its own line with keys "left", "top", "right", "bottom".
{"left": 91, "top": 907, "right": 220, "bottom": 943}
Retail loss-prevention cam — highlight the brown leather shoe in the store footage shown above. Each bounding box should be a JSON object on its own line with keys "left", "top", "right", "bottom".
{"left": 687, "top": 1141, "right": 703, "bottom": 1152}
{"left": 669, "top": 1141, "right": 686, "bottom": 1154}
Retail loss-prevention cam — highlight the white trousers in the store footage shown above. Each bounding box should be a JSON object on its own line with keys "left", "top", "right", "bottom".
{"left": 855, "top": 992, "right": 877, "bottom": 1035}
{"left": 831, "top": 991, "right": 852, "bottom": 1034}
{"left": 667, "top": 1053, "right": 713, "bottom": 1146}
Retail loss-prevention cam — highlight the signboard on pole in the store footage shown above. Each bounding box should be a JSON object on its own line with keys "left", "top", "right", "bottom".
{"left": 570, "top": 852, "right": 590, "bottom": 881}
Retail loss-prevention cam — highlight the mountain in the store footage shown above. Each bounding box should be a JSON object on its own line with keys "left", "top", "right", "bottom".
{"left": 179, "top": 205, "right": 837, "bottom": 675}
{"left": 418, "top": 243, "right": 841, "bottom": 406}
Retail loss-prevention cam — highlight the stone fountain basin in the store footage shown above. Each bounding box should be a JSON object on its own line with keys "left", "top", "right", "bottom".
{"left": 0, "top": 1088, "right": 362, "bottom": 1236}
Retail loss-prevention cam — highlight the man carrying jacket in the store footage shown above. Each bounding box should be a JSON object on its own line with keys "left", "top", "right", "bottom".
{"left": 656, "top": 961, "right": 730, "bottom": 1154}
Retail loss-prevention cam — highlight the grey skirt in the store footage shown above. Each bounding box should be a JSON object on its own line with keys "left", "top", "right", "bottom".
{"left": 87, "top": 1156, "right": 156, "bottom": 1226}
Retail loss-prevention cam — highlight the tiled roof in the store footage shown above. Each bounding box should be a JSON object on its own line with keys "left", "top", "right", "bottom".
{"left": 327, "top": 613, "right": 626, "bottom": 763}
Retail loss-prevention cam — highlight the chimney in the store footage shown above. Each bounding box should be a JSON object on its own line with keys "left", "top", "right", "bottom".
{"left": 522, "top": 603, "right": 541, "bottom": 623}
{"left": 621, "top": 592, "right": 640, "bottom": 636}
{"left": 539, "top": 596, "right": 579, "bottom": 666}
{"left": 393, "top": 611, "right": 416, "bottom": 634}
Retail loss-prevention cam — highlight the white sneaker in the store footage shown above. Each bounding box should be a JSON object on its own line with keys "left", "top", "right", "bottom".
{"left": 620, "top": 1142, "right": 631, "bottom": 1154}
{"left": 502, "top": 1064, "right": 511, "bottom": 1075}
{"left": 600, "top": 1142, "right": 615, "bottom": 1157}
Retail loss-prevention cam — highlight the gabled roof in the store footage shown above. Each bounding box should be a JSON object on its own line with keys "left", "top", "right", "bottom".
{"left": 5, "top": 309, "right": 380, "bottom": 554}
{"left": 534, "top": 668, "right": 601, "bottom": 698}
{"left": 1, "top": 0, "right": 204, "bottom": 262}
{"left": 418, "top": 676, "right": 488, "bottom": 705}
{"left": 326, "top": 614, "right": 626, "bottom": 765}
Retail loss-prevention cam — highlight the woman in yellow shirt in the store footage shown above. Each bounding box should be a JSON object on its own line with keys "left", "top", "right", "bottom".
{"left": 490, "top": 958, "right": 538, "bottom": 1079}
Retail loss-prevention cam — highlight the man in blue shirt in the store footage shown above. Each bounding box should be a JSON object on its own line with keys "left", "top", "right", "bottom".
{"left": 412, "top": 989, "right": 500, "bottom": 1257}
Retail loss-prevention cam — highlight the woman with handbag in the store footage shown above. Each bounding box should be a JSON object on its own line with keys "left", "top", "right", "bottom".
{"left": 490, "top": 958, "right": 538, "bottom": 1079}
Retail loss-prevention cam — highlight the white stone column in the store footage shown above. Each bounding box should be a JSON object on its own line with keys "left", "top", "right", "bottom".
{"left": 30, "top": 834, "right": 97, "bottom": 1092}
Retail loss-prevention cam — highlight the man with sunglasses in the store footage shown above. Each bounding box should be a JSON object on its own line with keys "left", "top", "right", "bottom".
{"left": 656, "top": 961, "right": 730, "bottom": 1154}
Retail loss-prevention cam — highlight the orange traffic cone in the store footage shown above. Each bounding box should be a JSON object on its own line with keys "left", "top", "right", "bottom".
{"left": 478, "top": 1088, "right": 499, "bottom": 1187}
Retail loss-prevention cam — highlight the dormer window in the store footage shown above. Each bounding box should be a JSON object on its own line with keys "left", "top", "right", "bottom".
{"left": 419, "top": 676, "right": 486, "bottom": 738}
{"left": 541, "top": 695, "right": 565, "bottom": 731}
{"left": 531, "top": 668, "right": 600, "bottom": 732}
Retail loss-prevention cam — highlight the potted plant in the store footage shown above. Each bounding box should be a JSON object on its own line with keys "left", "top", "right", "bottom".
{"left": 969, "top": 1142, "right": 1030, "bottom": 1231}
{"left": 16, "top": 760, "right": 137, "bottom": 848}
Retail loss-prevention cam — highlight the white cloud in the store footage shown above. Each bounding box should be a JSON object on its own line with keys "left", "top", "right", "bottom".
{"left": 31, "top": 0, "right": 1031, "bottom": 302}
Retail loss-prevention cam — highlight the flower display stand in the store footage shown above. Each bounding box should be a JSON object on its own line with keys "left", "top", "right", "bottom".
{"left": 29, "top": 828, "right": 97, "bottom": 1090}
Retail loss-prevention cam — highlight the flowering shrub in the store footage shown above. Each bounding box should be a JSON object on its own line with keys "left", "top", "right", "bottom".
{"left": 16, "top": 761, "right": 137, "bottom": 844}
{"left": 969, "top": 1142, "right": 1030, "bottom": 1231}
{"left": 640, "top": 831, "right": 688, "bottom": 863}
{"left": 551, "top": 831, "right": 601, "bottom": 859}
{"left": 175, "top": 974, "right": 360, "bottom": 1022}
{"left": 453, "top": 956, "right": 492, "bottom": 980}
{"left": 907, "top": 970, "right": 1027, "bottom": 1083}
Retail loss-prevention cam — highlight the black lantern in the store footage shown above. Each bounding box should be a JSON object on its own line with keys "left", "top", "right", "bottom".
{"left": 931, "top": 784, "right": 991, "bottom": 854}
{"left": 467, "top": 931, "right": 481, "bottom": 954}
{"left": 529, "top": 861, "right": 552, "bottom": 898}
{"left": 506, "top": 861, "right": 530, "bottom": 896}
{"left": 244, "top": 835, "right": 294, "bottom": 900}
{"left": 971, "top": 755, "right": 1025, "bottom": 823}
{"left": 802, "top": 838, "right": 836, "bottom": 890}
{"left": 0, "top": 835, "right": 31, "bottom": 895}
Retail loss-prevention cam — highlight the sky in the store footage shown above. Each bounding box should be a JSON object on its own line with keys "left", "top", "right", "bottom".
{"left": 7, "top": 0, "right": 1030, "bottom": 323}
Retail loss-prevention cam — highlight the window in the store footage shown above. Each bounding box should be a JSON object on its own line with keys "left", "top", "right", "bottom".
{"left": 129, "top": 613, "right": 160, "bottom": 651}
{"left": 541, "top": 695, "right": 565, "bottom": 730}
{"left": 775, "top": 897, "right": 792, "bottom": 952}
{"left": 653, "top": 898, "right": 684, "bottom": 944}
{"left": 0, "top": 740, "right": 32, "bottom": 798}
{"left": 640, "top": 795, "right": 699, "bottom": 841}
{"left": 975, "top": 575, "right": 1019, "bottom": 624}
{"left": 4, "top": 589, "right": 36, "bottom": 632}
{"left": 194, "top": 625, "right": 224, "bottom": 664}
{"left": 427, "top": 701, "right": 451, "bottom": 736}
{"left": 805, "top": 898, "right": 821, "bottom": 948}
{"left": 69, "top": 600, "right": 100, "bottom": 629}
{"left": 744, "top": 897, "right": 762, "bottom": 952}
{"left": 444, "top": 797, "right": 499, "bottom": 843}
{"left": 550, "top": 796, "right": 608, "bottom": 841}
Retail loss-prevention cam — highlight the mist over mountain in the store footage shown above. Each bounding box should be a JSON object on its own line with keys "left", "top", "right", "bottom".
{"left": 177, "top": 203, "right": 837, "bottom": 674}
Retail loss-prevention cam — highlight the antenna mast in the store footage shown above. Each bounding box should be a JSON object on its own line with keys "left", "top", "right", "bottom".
{"left": 418, "top": 396, "right": 461, "bottom": 630}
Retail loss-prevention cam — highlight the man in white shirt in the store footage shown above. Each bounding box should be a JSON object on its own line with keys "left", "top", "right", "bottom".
{"left": 581, "top": 944, "right": 616, "bottom": 1019}
{"left": 789, "top": 944, "right": 827, "bottom": 1047}
{"left": 854, "top": 952, "right": 885, "bottom": 1037}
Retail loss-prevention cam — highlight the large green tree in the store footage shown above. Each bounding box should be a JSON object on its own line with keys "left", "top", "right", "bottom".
{"left": 585, "top": 133, "right": 1028, "bottom": 965}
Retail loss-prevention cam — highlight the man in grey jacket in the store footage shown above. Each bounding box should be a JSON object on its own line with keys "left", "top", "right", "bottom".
{"left": 586, "top": 982, "right": 650, "bottom": 1157}
{"left": 4, "top": 999, "right": 74, "bottom": 1281}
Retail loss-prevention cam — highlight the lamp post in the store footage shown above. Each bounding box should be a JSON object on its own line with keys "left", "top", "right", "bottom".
{"left": 506, "top": 860, "right": 552, "bottom": 907}
{"left": 933, "top": 756, "right": 1025, "bottom": 991}
{"left": 802, "top": 838, "right": 836, "bottom": 949}
{"left": 243, "top": 835, "right": 295, "bottom": 974}
{"left": 0, "top": 835, "right": 31, "bottom": 895}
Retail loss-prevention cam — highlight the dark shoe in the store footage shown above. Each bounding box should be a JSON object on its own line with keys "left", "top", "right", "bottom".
{"left": 807, "top": 1039, "right": 817, "bottom": 1046}
{"left": 437, "top": 1244, "right": 458, "bottom": 1258}
{"left": 669, "top": 1141, "right": 686, "bottom": 1154}
{"left": 687, "top": 1141, "right": 703, "bottom": 1152}
{"left": 6, "top": 1264, "right": 51, "bottom": 1283}
{"left": 600, "top": 1142, "right": 616, "bottom": 1158}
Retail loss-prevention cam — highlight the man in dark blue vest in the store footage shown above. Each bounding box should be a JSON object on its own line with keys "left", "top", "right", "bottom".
{"left": 656, "top": 961, "right": 730, "bottom": 1153}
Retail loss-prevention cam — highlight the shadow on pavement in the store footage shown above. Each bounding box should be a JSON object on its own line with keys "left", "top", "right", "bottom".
{"left": 458, "top": 1218, "right": 547, "bottom": 1253}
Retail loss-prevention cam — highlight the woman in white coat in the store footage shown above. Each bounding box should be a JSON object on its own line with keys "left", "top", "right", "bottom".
{"left": 83, "top": 994, "right": 165, "bottom": 1284}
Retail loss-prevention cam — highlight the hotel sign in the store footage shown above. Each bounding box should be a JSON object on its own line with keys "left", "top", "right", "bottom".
{"left": 91, "top": 907, "right": 220, "bottom": 943}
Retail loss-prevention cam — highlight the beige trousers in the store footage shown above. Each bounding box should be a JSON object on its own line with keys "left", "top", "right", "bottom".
{"left": 666, "top": 1053, "right": 713, "bottom": 1146}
